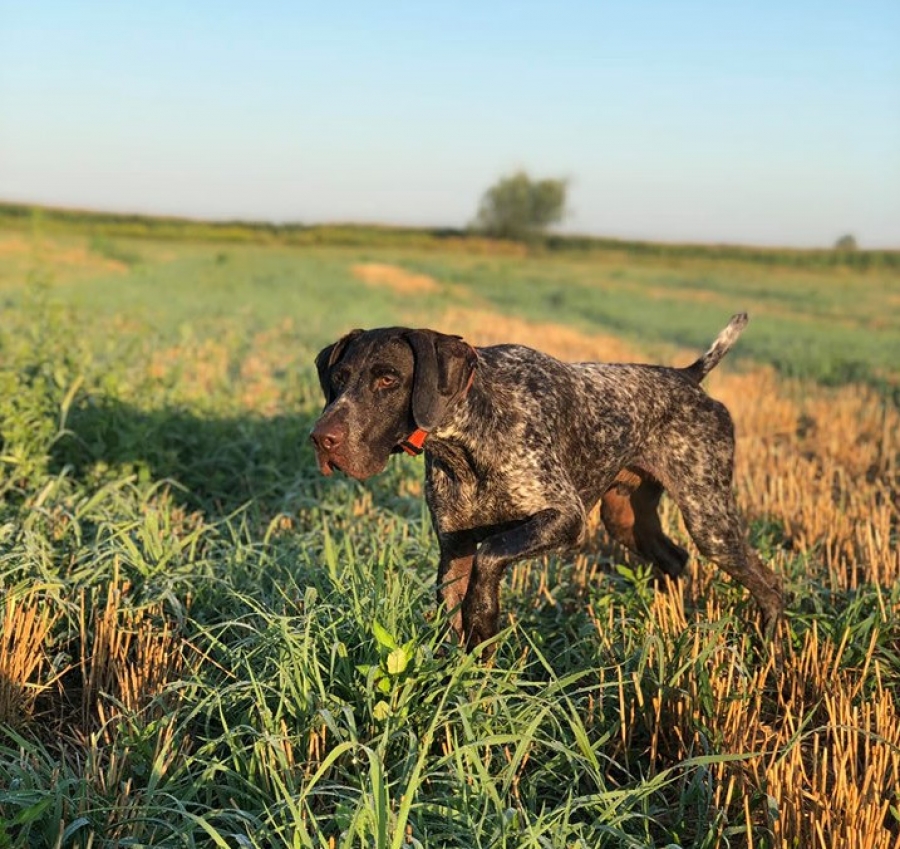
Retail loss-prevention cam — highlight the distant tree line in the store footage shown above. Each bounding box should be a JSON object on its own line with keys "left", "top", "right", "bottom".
{"left": 1, "top": 201, "right": 897, "bottom": 271}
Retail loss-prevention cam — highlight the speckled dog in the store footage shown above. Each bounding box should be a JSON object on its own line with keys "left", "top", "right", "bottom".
{"left": 311, "top": 314, "right": 783, "bottom": 652}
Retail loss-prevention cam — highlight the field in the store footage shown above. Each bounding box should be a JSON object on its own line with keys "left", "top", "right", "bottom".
{"left": 0, "top": 214, "right": 899, "bottom": 848}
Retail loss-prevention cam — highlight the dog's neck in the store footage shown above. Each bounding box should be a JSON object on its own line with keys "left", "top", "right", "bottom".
{"left": 425, "top": 374, "right": 500, "bottom": 462}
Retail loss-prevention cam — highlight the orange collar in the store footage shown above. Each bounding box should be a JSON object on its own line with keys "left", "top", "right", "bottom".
{"left": 399, "top": 427, "right": 429, "bottom": 456}
{"left": 399, "top": 360, "right": 477, "bottom": 456}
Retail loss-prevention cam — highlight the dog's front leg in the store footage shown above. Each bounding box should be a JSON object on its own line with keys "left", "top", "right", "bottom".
{"left": 436, "top": 531, "right": 477, "bottom": 642}
{"left": 462, "top": 507, "right": 584, "bottom": 654}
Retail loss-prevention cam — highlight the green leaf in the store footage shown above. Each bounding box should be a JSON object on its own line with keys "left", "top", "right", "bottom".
{"left": 372, "top": 620, "right": 398, "bottom": 651}
{"left": 615, "top": 564, "right": 635, "bottom": 581}
{"left": 12, "top": 798, "right": 52, "bottom": 826}
{"left": 62, "top": 819, "right": 91, "bottom": 842}
{"left": 386, "top": 647, "right": 409, "bottom": 676}
{"left": 373, "top": 700, "right": 391, "bottom": 721}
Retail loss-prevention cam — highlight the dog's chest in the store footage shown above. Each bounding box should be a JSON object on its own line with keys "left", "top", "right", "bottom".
{"left": 424, "top": 438, "right": 567, "bottom": 531}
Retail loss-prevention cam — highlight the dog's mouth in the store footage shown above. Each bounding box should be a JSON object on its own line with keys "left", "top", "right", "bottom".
{"left": 314, "top": 447, "right": 388, "bottom": 481}
{"left": 313, "top": 448, "right": 342, "bottom": 477}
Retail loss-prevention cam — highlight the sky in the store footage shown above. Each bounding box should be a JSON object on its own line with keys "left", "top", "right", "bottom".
{"left": 1, "top": 1, "right": 898, "bottom": 247}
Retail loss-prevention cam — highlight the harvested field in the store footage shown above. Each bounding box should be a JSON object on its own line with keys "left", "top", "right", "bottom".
{"left": 352, "top": 261, "right": 442, "bottom": 294}
{"left": 1, "top": 229, "right": 897, "bottom": 848}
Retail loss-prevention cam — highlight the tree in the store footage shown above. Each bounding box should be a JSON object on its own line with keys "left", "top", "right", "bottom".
{"left": 473, "top": 171, "right": 567, "bottom": 242}
{"left": 834, "top": 234, "right": 858, "bottom": 251}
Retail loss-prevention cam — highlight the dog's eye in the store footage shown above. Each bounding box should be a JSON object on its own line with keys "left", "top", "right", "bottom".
{"left": 332, "top": 369, "right": 350, "bottom": 390}
{"left": 374, "top": 375, "right": 398, "bottom": 390}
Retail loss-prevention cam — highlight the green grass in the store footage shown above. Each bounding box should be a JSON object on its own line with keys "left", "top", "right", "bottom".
{"left": 389, "top": 251, "right": 900, "bottom": 388}
{"left": 0, "top": 306, "right": 735, "bottom": 845}
{"left": 0, "top": 225, "right": 898, "bottom": 847}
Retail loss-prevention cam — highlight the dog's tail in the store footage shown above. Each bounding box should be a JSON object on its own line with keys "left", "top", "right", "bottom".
{"left": 681, "top": 312, "right": 748, "bottom": 383}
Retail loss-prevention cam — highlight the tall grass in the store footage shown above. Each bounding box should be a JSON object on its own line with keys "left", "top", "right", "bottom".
{"left": 0, "top": 230, "right": 897, "bottom": 847}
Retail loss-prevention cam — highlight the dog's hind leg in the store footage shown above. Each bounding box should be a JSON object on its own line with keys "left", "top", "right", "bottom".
{"left": 660, "top": 441, "right": 784, "bottom": 635}
{"left": 600, "top": 469, "right": 689, "bottom": 578}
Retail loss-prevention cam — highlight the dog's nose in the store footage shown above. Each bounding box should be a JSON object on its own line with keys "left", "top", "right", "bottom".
{"left": 310, "top": 424, "right": 342, "bottom": 453}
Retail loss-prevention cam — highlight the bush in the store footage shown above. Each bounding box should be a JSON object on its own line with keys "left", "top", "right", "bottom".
{"left": 834, "top": 233, "right": 858, "bottom": 251}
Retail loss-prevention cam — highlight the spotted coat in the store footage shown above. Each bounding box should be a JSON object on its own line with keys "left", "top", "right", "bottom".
{"left": 311, "top": 315, "right": 783, "bottom": 652}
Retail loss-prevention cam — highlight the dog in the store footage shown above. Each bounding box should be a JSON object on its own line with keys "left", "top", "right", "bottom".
{"left": 311, "top": 315, "right": 783, "bottom": 652}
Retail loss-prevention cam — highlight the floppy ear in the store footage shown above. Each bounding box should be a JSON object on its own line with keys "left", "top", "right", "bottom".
{"left": 405, "top": 330, "right": 477, "bottom": 431}
{"left": 315, "top": 329, "right": 363, "bottom": 403}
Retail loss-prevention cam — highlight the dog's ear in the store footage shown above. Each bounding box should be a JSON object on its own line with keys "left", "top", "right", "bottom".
{"left": 315, "top": 329, "right": 363, "bottom": 403}
{"left": 405, "top": 330, "right": 477, "bottom": 432}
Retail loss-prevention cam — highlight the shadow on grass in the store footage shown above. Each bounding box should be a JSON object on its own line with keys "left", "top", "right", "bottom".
{"left": 50, "top": 396, "right": 326, "bottom": 521}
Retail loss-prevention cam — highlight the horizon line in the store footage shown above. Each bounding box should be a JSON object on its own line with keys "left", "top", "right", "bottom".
{"left": 1, "top": 195, "right": 894, "bottom": 254}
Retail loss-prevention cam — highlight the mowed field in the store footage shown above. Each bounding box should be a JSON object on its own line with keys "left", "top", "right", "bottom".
{"left": 1, "top": 223, "right": 899, "bottom": 848}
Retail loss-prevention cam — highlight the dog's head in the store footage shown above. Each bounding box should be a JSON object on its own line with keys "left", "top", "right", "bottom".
{"left": 310, "top": 327, "right": 477, "bottom": 480}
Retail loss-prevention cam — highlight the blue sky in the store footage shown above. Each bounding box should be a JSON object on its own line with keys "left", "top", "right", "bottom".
{"left": 1, "top": 1, "right": 898, "bottom": 247}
